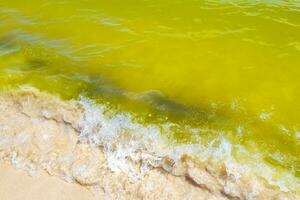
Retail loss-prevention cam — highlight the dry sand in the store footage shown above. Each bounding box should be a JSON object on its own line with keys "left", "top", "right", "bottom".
{"left": 0, "top": 164, "right": 98, "bottom": 200}
{"left": 0, "top": 89, "right": 298, "bottom": 200}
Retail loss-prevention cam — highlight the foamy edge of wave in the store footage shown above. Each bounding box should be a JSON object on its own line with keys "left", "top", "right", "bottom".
{"left": 79, "top": 96, "right": 299, "bottom": 193}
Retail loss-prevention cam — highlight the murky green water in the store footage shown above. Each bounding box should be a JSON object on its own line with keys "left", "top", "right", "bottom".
{"left": 0, "top": 0, "right": 299, "bottom": 187}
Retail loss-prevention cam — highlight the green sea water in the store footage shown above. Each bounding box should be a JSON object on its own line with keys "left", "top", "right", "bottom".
{"left": 0, "top": 0, "right": 299, "bottom": 187}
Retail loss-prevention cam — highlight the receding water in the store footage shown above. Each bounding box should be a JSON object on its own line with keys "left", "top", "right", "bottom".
{"left": 0, "top": 0, "right": 300, "bottom": 186}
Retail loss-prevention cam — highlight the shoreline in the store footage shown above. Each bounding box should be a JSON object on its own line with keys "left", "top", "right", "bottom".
{"left": 0, "top": 89, "right": 298, "bottom": 200}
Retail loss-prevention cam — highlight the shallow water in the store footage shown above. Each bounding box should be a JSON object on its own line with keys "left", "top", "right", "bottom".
{"left": 0, "top": 0, "right": 299, "bottom": 190}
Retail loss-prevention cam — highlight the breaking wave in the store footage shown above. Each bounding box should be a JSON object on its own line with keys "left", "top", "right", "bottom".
{"left": 78, "top": 96, "right": 300, "bottom": 192}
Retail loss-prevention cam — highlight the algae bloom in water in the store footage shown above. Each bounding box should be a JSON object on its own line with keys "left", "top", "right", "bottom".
{"left": 0, "top": 0, "right": 300, "bottom": 193}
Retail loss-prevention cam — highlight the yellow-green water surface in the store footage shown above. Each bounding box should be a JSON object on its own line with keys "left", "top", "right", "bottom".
{"left": 0, "top": 0, "right": 299, "bottom": 185}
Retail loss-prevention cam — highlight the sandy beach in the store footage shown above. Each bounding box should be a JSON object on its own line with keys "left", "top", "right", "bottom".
{"left": 0, "top": 89, "right": 298, "bottom": 200}
{"left": 0, "top": 164, "right": 98, "bottom": 200}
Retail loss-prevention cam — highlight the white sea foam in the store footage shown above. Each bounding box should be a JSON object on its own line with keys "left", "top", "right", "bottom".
{"left": 78, "top": 97, "right": 300, "bottom": 191}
